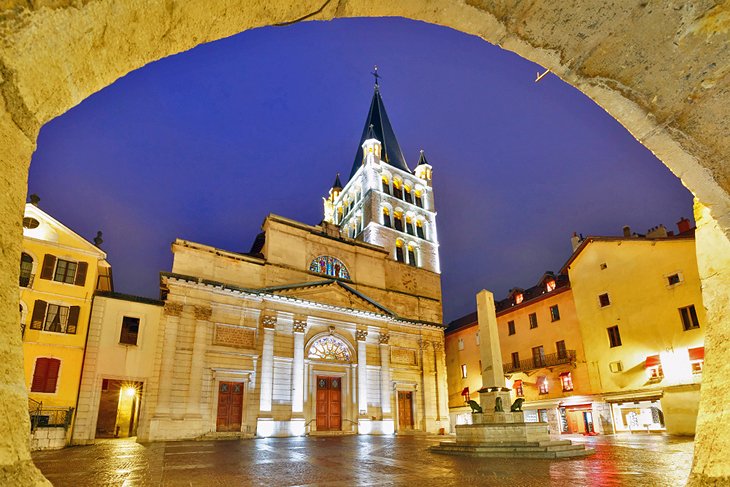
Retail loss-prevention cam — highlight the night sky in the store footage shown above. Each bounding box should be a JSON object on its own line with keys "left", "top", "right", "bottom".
{"left": 28, "top": 18, "right": 693, "bottom": 322}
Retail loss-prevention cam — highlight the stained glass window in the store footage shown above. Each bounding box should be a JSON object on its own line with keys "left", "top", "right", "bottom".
{"left": 308, "top": 336, "right": 351, "bottom": 361}
{"left": 309, "top": 256, "right": 350, "bottom": 280}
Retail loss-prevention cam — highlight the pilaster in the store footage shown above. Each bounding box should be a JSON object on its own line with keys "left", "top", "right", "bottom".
{"left": 258, "top": 313, "right": 276, "bottom": 414}
{"left": 356, "top": 329, "right": 368, "bottom": 417}
{"left": 291, "top": 318, "right": 307, "bottom": 416}
{"left": 156, "top": 302, "right": 183, "bottom": 415}
{"left": 379, "top": 332, "right": 392, "bottom": 417}
{"left": 185, "top": 305, "right": 211, "bottom": 417}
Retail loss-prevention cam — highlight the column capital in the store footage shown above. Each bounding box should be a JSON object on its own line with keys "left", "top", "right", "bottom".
{"left": 292, "top": 319, "right": 308, "bottom": 333}
{"left": 164, "top": 302, "right": 183, "bottom": 317}
{"left": 356, "top": 329, "right": 368, "bottom": 341}
{"left": 261, "top": 314, "right": 277, "bottom": 329}
{"left": 419, "top": 338, "right": 431, "bottom": 350}
{"left": 193, "top": 305, "right": 212, "bottom": 321}
{"left": 432, "top": 340, "right": 443, "bottom": 351}
{"left": 378, "top": 332, "right": 390, "bottom": 345}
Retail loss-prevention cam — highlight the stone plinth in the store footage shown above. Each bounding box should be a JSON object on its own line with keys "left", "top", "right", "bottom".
{"left": 455, "top": 422, "right": 550, "bottom": 444}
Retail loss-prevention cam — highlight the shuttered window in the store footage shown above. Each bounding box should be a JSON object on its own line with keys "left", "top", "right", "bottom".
{"left": 31, "top": 358, "right": 60, "bottom": 393}
{"left": 39, "top": 254, "right": 88, "bottom": 287}
{"left": 29, "top": 300, "right": 79, "bottom": 334}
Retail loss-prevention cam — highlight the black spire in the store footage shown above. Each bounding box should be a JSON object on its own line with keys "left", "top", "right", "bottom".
{"left": 349, "top": 77, "right": 410, "bottom": 179}
{"left": 332, "top": 173, "right": 343, "bottom": 191}
{"left": 416, "top": 149, "right": 430, "bottom": 166}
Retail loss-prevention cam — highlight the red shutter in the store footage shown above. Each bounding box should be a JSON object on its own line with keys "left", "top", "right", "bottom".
{"left": 74, "top": 262, "right": 88, "bottom": 286}
{"left": 689, "top": 347, "right": 705, "bottom": 361}
{"left": 30, "top": 300, "right": 47, "bottom": 330}
{"left": 45, "top": 359, "right": 60, "bottom": 393}
{"left": 66, "top": 306, "right": 80, "bottom": 334}
{"left": 40, "top": 254, "right": 56, "bottom": 280}
{"left": 31, "top": 358, "right": 49, "bottom": 392}
{"left": 645, "top": 355, "right": 661, "bottom": 367}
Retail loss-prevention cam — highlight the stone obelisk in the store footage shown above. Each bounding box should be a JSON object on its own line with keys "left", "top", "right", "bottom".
{"left": 476, "top": 290, "right": 512, "bottom": 414}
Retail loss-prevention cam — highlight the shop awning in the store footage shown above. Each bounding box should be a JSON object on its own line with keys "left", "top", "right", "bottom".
{"left": 645, "top": 355, "right": 661, "bottom": 367}
{"left": 513, "top": 380, "right": 522, "bottom": 388}
{"left": 460, "top": 387, "right": 470, "bottom": 396}
{"left": 689, "top": 347, "right": 705, "bottom": 361}
{"left": 559, "top": 371, "right": 571, "bottom": 377}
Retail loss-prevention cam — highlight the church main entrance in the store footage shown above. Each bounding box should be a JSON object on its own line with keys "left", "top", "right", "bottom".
{"left": 216, "top": 381, "right": 244, "bottom": 432}
{"left": 316, "top": 377, "right": 341, "bottom": 431}
{"left": 397, "top": 391, "right": 414, "bottom": 430}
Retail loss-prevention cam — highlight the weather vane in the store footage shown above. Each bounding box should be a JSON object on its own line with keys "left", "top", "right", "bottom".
{"left": 371, "top": 65, "right": 381, "bottom": 87}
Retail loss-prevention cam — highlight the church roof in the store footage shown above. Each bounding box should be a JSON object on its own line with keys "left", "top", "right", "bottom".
{"left": 349, "top": 87, "right": 410, "bottom": 179}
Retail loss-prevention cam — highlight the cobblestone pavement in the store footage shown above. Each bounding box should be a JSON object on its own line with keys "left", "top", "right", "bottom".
{"left": 33, "top": 433, "right": 694, "bottom": 486}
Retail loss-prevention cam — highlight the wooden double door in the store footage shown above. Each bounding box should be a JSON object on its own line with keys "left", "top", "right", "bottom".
{"left": 216, "top": 381, "right": 244, "bottom": 432}
{"left": 316, "top": 376, "right": 341, "bottom": 431}
{"left": 398, "top": 391, "right": 414, "bottom": 430}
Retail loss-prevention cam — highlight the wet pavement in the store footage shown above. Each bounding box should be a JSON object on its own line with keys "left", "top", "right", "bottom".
{"left": 33, "top": 433, "right": 694, "bottom": 486}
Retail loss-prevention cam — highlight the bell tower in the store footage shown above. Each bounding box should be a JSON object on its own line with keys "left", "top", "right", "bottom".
{"left": 322, "top": 73, "right": 440, "bottom": 273}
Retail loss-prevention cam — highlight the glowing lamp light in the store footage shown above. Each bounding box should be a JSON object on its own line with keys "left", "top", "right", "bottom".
{"left": 124, "top": 387, "right": 137, "bottom": 398}
{"left": 257, "top": 419, "right": 275, "bottom": 438}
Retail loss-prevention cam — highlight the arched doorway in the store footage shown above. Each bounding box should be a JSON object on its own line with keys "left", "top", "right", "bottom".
{"left": 1, "top": 3, "right": 728, "bottom": 485}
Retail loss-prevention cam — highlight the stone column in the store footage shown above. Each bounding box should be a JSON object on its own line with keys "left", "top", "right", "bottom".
{"left": 356, "top": 329, "right": 368, "bottom": 416}
{"left": 379, "top": 333, "right": 392, "bottom": 417}
{"left": 689, "top": 201, "right": 730, "bottom": 486}
{"left": 419, "top": 339, "right": 436, "bottom": 430}
{"left": 291, "top": 318, "right": 307, "bottom": 415}
{"left": 186, "top": 305, "right": 211, "bottom": 416}
{"left": 156, "top": 302, "right": 183, "bottom": 415}
{"left": 258, "top": 314, "right": 276, "bottom": 414}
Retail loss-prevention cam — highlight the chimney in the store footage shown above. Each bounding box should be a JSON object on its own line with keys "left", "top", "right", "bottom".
{"left": 570, "top": 232, "right": 582, "bottom": 251}
{"left": 677, "top": 217, "right": 691, "bottom": 234}
{"left": 29, "top": 194, "right": 40, "bottom": 206}
{"left": 647, "top": 224, "right": 668, "bottom": 238}
{"left": 622, "top": 225, "right": 631, "bottom": 237}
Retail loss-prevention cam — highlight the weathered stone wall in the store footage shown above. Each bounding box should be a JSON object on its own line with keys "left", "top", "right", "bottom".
{"left": 1, "top": 1, "right": 729, "bottom": 484}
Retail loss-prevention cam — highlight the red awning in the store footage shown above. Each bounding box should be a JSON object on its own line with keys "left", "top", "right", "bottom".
{"left": 689, "top": 347, "right": 705, "bottom": 361}
{"left": 512, "top": 380, "right": 522, "bottom": 389}
{"left": 559, "top": 371, "right": 571, "bottom": 377}
{"left": 645, "top": 355, "right": 661, "bottom": 367}
{"left": 461, "top": 387, "right": 470, "bottom": 396}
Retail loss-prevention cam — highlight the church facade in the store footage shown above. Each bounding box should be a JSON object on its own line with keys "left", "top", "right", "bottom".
{"left": 137, "top": 83, "right": 449, "bottom": 440}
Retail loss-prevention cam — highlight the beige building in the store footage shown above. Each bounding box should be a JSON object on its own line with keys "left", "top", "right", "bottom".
{"left": 446, "top": 220, "right": 705, "bottom": 436}
{"left": 72, "top": 292, "right": 163, "bottom": 444}
{"left": 137, "top": 84, "right": 449, "bottom": 440}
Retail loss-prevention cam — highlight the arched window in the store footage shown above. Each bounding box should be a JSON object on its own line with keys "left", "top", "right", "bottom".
{"left": 406, "top": 215, "right": 415, "bottom": 236}
{"left": 19, "top": 252, "right": 33, "bottom": 288}
{"left": 407, "top": 244, "right": 417, "bottom": 267}
{"left": 308, "top": 336, "right": 351, "bottom": 361}
{"left": 309, "top": 256, "right": 350, "bottom": 280}
{"left": 381, "top": 175, "right": 390, "bottom": 194}
{"left": 393, "top": 179, "right": 403, "bottom": 199}
{"left": 394, "top": 210, "right": 404, "bottom": 232}
{"left": 414, "top": 189, "right": 423, "bottom": 208}
{"left": 395, "top": 239, "right": 405, "bottom": 262}
{"left": 416, "top": 219, "right": 425, "bottom": 239}
{"left": 382, "top": 207, "right": 392, "bottom": 228}
{"left": 404, "top": 183, "right": 413, "bottom": 204}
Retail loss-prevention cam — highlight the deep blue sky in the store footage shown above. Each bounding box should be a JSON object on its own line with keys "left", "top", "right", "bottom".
{"left": 29, "top": 18, "right": 693, "bottom": 322}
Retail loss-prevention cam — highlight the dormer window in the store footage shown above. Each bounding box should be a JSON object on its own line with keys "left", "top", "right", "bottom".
{"left": 515, "top": 293, "right": 524, "bottom": 305}
{"left": 546, "top": 279, "right": 556, "bottom": 292}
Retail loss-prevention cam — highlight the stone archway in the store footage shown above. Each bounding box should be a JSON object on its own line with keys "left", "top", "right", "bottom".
{"left": 1, "top": 2, "right": 728, "bottom": 485}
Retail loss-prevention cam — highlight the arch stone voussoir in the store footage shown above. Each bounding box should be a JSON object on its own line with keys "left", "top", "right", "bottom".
{"left": 0, "top": 1, "right": 729, "bottom": 484}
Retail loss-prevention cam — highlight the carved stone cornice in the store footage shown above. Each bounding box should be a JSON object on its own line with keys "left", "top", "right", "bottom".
{"left": 292, "top": 319, "right": 308, "bottom": 334}
{"left": 379, "top": 332, "right": 390, "bottom": 345}
{"left": 164, "top": 302, "right": 183, "bottom": 317}
{"left": 356, "top": 329, "right": 368, "bottom": 341}
{"left": 261, "top": 314, "right": 277, "bottom": 330}
{"left": 193, "top": 305, "right": 212, "bottom": 321}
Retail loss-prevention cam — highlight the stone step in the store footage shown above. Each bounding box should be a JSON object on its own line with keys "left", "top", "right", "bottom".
{"left": 436, "top": 443, "right": 587, "bottom": 453}
{"left": 453, "top": 439, "right": 573, "bottom": 448}
{"left": 430, "top": 445, "right": 595, "bottom": 459}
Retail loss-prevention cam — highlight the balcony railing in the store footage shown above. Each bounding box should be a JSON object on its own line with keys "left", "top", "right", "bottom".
{"left": 503, "top": 350, "right": 577, "bottom": 374}
{"left": 28, "top": 398, "right": 74, "bottom": 432}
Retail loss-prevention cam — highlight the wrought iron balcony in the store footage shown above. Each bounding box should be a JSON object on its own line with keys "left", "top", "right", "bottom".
{"left": 503, "top": 350, "right": 577, "bottom": 374}
{"left": 28, "top": 398, "right": 74, "bottom": 431}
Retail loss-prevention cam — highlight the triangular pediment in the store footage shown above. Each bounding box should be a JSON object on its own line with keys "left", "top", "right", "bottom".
{"left": 261, "top": 280, "right": 392, "bottom": 315}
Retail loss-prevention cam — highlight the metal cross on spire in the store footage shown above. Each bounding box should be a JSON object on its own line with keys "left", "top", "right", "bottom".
{"left": 371, "top": 65, "right": 381, "bottom": 87}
